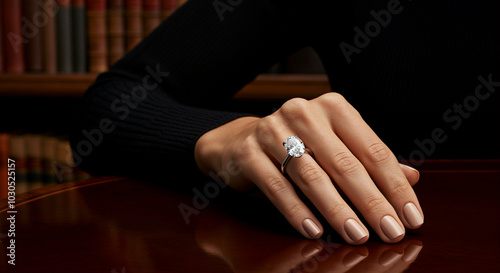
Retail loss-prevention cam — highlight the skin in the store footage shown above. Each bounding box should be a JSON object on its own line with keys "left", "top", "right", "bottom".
{"left": 195, "top": 93, "right": 423, "bottom": 245}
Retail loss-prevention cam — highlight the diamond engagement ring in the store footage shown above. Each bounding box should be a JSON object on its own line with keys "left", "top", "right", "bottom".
{"left": 281, "top": 136, "right": 310, "bottom": 174}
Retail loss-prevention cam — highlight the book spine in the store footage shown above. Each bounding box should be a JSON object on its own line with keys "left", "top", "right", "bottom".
{"left": 2, "top": 0, "right": 25, "bottom": 73}
{"left": 160, "top": 0, "right": 177, "bottom": 20}
{"left": 41, "top": 0, "right": 59, "bottom": 74}
{"left": 22, "top": 0, "right": 43, "bottom": 72}
{"left": 143, "top": 0, "right": 160, "bottom": 36}
{"left": 87, "top": 0, "right": 108, "bottom": 73}
{"left": 125, "top": 0, "right": 143, "bottom": 51}
{"left": 108, "top": 0, "right": 125, "bottom": 66}
{"left": 72, "top": 0, "right": 87, "bottom": 73}
{"left": 56, "top": 0, "right": 73, "bottom": 73}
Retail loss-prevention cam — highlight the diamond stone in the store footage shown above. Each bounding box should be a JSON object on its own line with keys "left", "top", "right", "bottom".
{"left": 283, "top": 136, "right": 306, "bottom": 158}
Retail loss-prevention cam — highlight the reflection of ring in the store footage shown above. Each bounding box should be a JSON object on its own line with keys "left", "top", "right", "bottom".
{"left": 281, "top": 136, "right": 310, "bottom": 174}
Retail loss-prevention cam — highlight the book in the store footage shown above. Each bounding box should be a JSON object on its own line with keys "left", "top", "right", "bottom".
{"left": 2, "top": 131, "right": 90, "bottom": 194}
{"left": 72, "top": 0, "right": 87, "bottom": 73}
{"left": 22, "top": 0, "right": 43, "bottom": 72}
{"left": 87, "top": 0, "right": 108, "bottom": 73}
{"left": 2, "top": 0, "right": 25, "bottom": 73}
{"left": 160, "top": 0, "right": 177, "bottom": 20}
{"left": 108, "top": 0, "right": 126, "bottom": 66}
{"left": 143, "top": 0, "right": 161, "bottom": 36}
{"left": 56, "top": 0, "right": 74, "bottom": 73}
{"left": 41, "top": 0, "right": 59, "bottom": 74}
{"left": 125, "top": 0, "right": 143, "bottom": 51}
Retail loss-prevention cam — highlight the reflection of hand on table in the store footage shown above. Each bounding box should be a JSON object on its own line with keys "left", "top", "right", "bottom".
{"left": 195, "top": 202, "right": 422, "bottom": 273}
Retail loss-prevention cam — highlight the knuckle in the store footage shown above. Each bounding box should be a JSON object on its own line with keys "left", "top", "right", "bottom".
{"left": 361, "top": 195, "right": 386, "bottom": 214}
{"left": 366, "top": 142, "right": 392, "bottom": 163}
{"left": 233, "top": 136, "right": 259, "bottom": 164}
{"left": 256, "top": 115, "right": 278, "bottom": 135}
{"left": 332, "top": 152, "right": 360, "bottom": 175}
{"left": 255, "top": 115, "right": 280, "bottom": 143}
{"left": 319, "top": 92, "right": 350, "bottom": 112}
{"left": 297, "top": 162, "right": 323, "bottom": 187}
{"left": 387, "top": 180, "right": 412, "bottom": 197}
{"left": 285, "top": 202, "right": 303, "bottom": 219}
{"left": 264, "top": 176, "right": 289, "bottom": 198}
{"left": 279, "top": 98, "right": 310, "bottom": 122}
{"left": 326, "top": 202, "right": 347, "bottom": 219}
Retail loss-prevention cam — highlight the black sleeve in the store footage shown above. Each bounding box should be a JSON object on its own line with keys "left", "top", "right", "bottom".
{"left": 69, "top": 0, "right": 310, "bottom": 182}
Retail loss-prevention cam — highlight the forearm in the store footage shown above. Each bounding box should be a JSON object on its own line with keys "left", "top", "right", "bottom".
{"left": 70, "top": 77, "right": 251, "bottom": 181}
{"left": 70, "top": 0, "right": 309, "bottom": 180}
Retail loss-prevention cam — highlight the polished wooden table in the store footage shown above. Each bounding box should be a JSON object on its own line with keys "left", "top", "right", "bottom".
{"left": 1, "top": 160, "right": 499, "bottom": 273}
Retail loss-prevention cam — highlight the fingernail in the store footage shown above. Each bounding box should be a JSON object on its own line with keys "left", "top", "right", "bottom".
{"left": 380, "top": 215, "right": 404, "bottom": 240}
{"left": 303, "top": 219, "right": 321, "bottom": 238}
{"left": 344, "top": 219, "right": 368, "bottom": 242}
{"left": 403, "top": 202, "right": 424, "bottom": 228}
{"left": 402, "top": 164, "right": 420, "bottom": 180}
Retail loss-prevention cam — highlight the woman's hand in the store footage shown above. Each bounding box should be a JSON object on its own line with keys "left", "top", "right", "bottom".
{"left": 195, "top": 93, "right": 423, "bottom": 244}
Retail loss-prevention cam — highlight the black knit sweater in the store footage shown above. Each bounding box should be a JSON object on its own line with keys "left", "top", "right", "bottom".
{"left": 70, "top": 0, "right": 500, "bottom": 183}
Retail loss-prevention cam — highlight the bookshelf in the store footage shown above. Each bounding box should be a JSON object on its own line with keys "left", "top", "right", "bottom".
{"left": 0, "top": 74, "right": 98, "bottom": 97}
{"left": 0, "top": 73, "right": 330, "bottom": 99}
{"left": 0, "top": 0, "right": 330, "bottom": 198}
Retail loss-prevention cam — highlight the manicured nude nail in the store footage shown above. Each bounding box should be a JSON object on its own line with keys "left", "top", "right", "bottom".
{"left": 380, "top": 215, "right": 404, "bottom": 240}
{"left": 303, "top": 219, "right": 321, "bottom": 238}
{"left": 403, "top": 202, "right": 424, "bottom": 228}
{"left": 402, "top": 164, "right": 420, "bottom": 180}
{"left": 402, "top": 164, "right": 419, "bottom": 172}
{"left": 344, "top": 219, "right": 368, "bottom": 242}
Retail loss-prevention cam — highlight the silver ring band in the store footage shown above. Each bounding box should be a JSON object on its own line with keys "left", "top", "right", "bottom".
{"left": 281, "top": 154, "right": 293, "bottom": 174}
